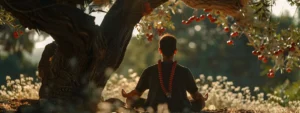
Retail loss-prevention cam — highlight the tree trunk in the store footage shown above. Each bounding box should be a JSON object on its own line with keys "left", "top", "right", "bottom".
{"left": 0, "top": 0, "right": 247, "bottom": 112}
{"left": 0, "top": 0, "right": 167, "bottom": 111}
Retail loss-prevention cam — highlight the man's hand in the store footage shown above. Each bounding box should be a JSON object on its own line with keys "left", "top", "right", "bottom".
{"left": 191, "top": 92, "right": 208, "bottom": 101}
{"left": 121, "top": 89, "right": 141, "bottom": 108}
{"left": 191, "top": 92, "right": 208, "bottom": 111}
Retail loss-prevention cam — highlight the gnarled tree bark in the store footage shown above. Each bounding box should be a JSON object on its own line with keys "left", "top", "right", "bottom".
{"left": 0, "top": 0, "right": 168, "bottom": 111}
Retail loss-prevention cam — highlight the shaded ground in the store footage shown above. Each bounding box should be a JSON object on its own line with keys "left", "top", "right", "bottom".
{"left": 0, "top": 99, "right": 259, "bottom": 113}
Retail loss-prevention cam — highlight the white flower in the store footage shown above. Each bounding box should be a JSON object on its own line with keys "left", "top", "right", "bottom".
{"left": 202, "top": 84, "right": 208, "bottom": 90}
{"left": 207, "top": 76, "right": 213, "bottom": 81}
{"left": 216, "top": 76, "right": 222, "bottom": 81}
{"left": 231, "top": 86, "right": 235, "bottom": 89}
{"left": 15, "top": 79, "right": 20, "bottom": 84}
{"left": 129, "top": 72, "right": 137, "bottom": 78}
{"left": 199, "top": 74, "right": 205, "bottom": 80}
{"left": 258, "top": 93, "right": 264, "bottom": 97}
{"left": 21, "top": 78, "right": 25, "bottom": 83}
{"left": 245, "top": 89, "right": 250, "bottom": 94}
{"left": 195, "top": 79, "right": 200, "bottom": 83}
{"left": 20, "top": 74, "right": 24, "bottom": 78}
{"left": 1, "top": 85, "right": 5, "bottom": 89}
{"left": 222, "top": 76, "right": 228, "bottom": 81}
{"left": 29, "top": 77, "right": 34, "bottom": 81}
{"left": 208, "top": 105, "right": 216, "bottom": 110}
{"left": 128, "top": 68, "right": 133, "bottom": 73}
{"left": 35, "top": 71, "right": 39, "bottom": 76}
{"left": 235, "top": 86, "right": 240, "bottom": 92}
{"left": 254, "top": 87, "right": 260, "bottom": 92}
{"left": 6, "top": 76, "right": 11, "bottom": 80}
{"left": 226, "top": 81, "right": 233, "bottom": 86}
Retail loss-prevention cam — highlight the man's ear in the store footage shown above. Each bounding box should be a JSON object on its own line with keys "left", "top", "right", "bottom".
{"left": 158, "top": 48, "right": 162, "bottom": 54}
{"left": 174, "top": 49, "right": 177, "bottom": 55}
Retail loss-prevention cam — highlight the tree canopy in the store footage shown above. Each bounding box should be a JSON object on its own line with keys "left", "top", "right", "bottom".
{"left": 1, "top": 0, "right": 299, "bottom": 78}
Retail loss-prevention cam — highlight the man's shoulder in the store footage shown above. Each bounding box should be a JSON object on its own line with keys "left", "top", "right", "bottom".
{"left": 143, "top": 63, "right": 190, "bottom": 71}
{"left": 176, "top": 64, "right": 189, "bottom": 71}
{"left": 144, "top": 64, "right": 158, "bottom": 71}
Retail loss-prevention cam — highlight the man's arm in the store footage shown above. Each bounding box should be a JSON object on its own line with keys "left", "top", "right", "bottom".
{"left": 186, "top": 68, "right": 208, "bottom": 101}
{"left": 122, "top": 68, "right": 149, "bottom": 97}
{"left": 121, "top": 68, "right": 149, "bottom": 108}
{"left": 134, "top": 68, "right": 149, "bottom": 94}
{"left": 185, "top": 68, "right": 208, "bottom": 111}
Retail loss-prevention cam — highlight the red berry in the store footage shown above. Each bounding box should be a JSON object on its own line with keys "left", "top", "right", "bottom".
{"left": 224, "top": 27, "right": 230, "bottom": 32}
{"left": 157, "top": 27, "right": 165, "bottom": 36}
{"left": 147, "top": 37, "right": 153, "bottom": 42}
{"left": 277, "top": 49, "right": 283, "bottom": 54}
{"left": 13, "top": 31, "right": 19, "bottom": 39}
{"left": 273, "top": 51, "right": 279, "bottom": 56}
{"left": 207, "top": 14, "right": 213, "bottom": 19}
{"left": 286, "top": 68, "right": 292, "bottom": 73}
{"left": 252, "top": 50, "right": 258, "bottom": 55}
{"left": 258, "top": 55, "right": 264, "bottom": 60}
{"left": 182, "top": 20, "right": 187, "bottom": 24}
{"left": 195, "top": 17, "right": 201, "bottom": 22}
{"left": 184, "top": 21, "right": 189, "bottom": 24}
{"left": 186, "top": 20, "right": 192, "bottom": 24}
{"left": 291, "top": 42, "right": 296, "bottom": 46}
{"left": 257, "top": 51, "right": 261, "bottom": 55}
{"left": 204, "top": 9, "right": 212, "bottom": 12}
{"left": 230, "top": 32, "right": 239, "bottom": 37}
{"left": 269, "top": 69, "right": 274, "bottom": 73}
{"left": 146, "top": 33, "right": 153, "bottom": 39}
{"left": 262, "top": 57, "right": 268, "bottom": 63}
{"left": 227, "top": 40, "right": 234, "bottom": 46}
{"left": 188, "top": 16, "right": 196, "bottom": 21}
{"left": 260, "top": 45, "right": 265, "bottom": 51}
{"left": 199, "top": 15, "right": 205, "bottom": 20}
{"left": 160, "top": 27, "right": 166, "bottom": 32}
{"left": 209, "top": 18, "right": 217, "bottom": 23}
{"left": 267, "top": 72, "right": 275, "bottom": 78}
{"left": 289, "top": 46, "right": 296, "bottom": 52}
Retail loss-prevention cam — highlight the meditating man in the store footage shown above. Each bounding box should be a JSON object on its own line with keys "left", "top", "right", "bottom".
{"left": 122, "top": 34, "right": 208, "bottom": 112}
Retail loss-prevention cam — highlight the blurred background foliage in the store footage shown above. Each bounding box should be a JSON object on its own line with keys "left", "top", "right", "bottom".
{"left": 0, "top": 5, "right": 299, "bottom": 101}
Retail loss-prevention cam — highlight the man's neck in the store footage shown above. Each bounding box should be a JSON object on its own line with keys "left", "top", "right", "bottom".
{"left": 162, "top": 56, "right": 174, "bottom": 62}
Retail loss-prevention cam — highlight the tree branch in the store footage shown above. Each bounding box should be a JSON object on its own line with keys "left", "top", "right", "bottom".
{"left": 182, "top": 0, "right": 249, "bottom": 16}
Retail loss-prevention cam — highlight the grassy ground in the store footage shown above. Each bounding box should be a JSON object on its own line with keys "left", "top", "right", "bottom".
{"left": 0, "top": 99, "right": 261, "bottom": 113}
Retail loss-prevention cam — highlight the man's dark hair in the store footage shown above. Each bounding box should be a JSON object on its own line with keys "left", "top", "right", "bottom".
{"left": 159, "top": 34, "right": 177, "bottom": 57}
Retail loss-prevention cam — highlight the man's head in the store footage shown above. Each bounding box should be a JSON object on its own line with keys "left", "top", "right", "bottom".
{"left": 159, "top": 34, "right": 177, "bottom": 58}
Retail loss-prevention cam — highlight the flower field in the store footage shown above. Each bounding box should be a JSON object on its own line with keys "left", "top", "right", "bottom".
{"left": 0, "top": 70, "right": 300, "bottom": 113}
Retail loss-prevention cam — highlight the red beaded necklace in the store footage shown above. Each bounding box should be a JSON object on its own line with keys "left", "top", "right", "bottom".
{"left": 158, "top": 59, "right": 177, "bottom": 98}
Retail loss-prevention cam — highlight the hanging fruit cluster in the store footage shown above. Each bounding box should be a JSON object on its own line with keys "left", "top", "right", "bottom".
{"left": 182, "top": 15, "right": 205, "bottom": 25}
{"left": 13, "top": 30, "right": 24, "bottom": 39}
{"left": 267, "top": 69, "right": 275, "bottom": 78}
{"left": 134, "top": 0, "right": 300, "bottom": 78}
{"left": 135, "top": 1, "right": 178, "bottom": 42}
{"left": 1, "top": 7, "right": 24, "bottom": 39}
